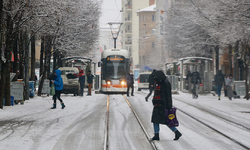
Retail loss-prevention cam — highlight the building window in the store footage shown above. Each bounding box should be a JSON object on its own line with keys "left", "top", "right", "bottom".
{"left": 152, "top": 15, "right": 155, "bottom": 21}
{"left": 152, "top": 42, "right": 155, "bottom": 48}
{"left": 143, "top": 15, "right": 145, "bottom": 22}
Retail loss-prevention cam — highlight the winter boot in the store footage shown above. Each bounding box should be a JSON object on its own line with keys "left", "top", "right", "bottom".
{"left": 150, "top": 133, "right": 160, "bottom": 141}
{"left": 51, "top": 103, "right": 56, "bottom": 109}
{"left": 174, "top": 130, "right": 182, "bottom": 140}
{"left": 61, "top": 103, "right": 65, "bottom": 109}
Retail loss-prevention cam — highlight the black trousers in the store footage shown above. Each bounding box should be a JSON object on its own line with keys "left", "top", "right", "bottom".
{"left": 53, "top": 90, "right": 63, "bottom": 104}
{"left": 127, "top": 84, "right": 134, "bottom": 96}
{"left": 80, "top": 84, "right": 85, "bottom": 96}
{"left": 146, "top": 88, "right": 154, "bottom": 99}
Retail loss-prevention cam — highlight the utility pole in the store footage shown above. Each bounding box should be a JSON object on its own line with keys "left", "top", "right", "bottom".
{"left": 108, "top": 22, "right": 123, "bottom": 49}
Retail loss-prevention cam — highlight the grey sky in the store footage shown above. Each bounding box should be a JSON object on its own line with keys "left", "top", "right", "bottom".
{"left": 100, "top": 0, "right": 121, "bottom": 28}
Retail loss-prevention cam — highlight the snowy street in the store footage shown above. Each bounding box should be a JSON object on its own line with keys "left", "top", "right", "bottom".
{"left": 1, "top": 89, "right": 250, "bottom": 150}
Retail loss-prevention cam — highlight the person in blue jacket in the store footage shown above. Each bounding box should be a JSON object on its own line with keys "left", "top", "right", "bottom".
{"left": 51, "top": 69, "right": 65, "bottom": 109}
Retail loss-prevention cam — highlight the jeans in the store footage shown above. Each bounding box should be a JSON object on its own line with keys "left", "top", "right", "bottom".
{"left": 153, "top": 123, "right": 177, "bottom": 133}
{"left": 216, "top": 85, "right": 222, "bottom": 97}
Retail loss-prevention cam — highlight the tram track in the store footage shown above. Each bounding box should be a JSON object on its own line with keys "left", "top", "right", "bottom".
{"left": 174, "top": 97, "right": 250, "bottom": 132}
{"left": 173, "top": 97, "right": 250, "bottom": 150}
{"left": 104, "top": 95, "right": 158, "bottom": 150}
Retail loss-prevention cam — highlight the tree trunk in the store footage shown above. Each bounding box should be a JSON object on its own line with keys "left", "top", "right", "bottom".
{"left": 31, "top": 33, "right": 36, "bottom": 81}
{"left": 53, "top": 50, "right": 57, "bottom": 73}
{"left": 19, "top": 31, "right": 24, "bottom": 79}
{"left": 228, "top": 45, "right": 232, "bottom": 75}
{"left": 0, "top": 0, "right": 3, "bottom": 109}
{"left": 4, "top": 5, "right": 13, "bottom": 106}
{"left": 24, "top": 32, "right": 29, "bottom": 100}
{"left": 13, "top": 32, "right": 18, "bottom": 79}
{"left": 244, "top": 65, "right": 249, "bottom": 100}
{"left": 39, "top": 36, "right": 44, "bottom": 77}
{"left": 214, "top": 45, "right": 219, "bottom": 73}
{"left": 234, "top": 41, "right": 239, "bottom": 80}
{"left": 0, "top": 63, "right": 6, "bottom": 108}
{"left": 38, "top": 36, "right": 44, "bottom": 96}
{"left": 31, "top": 33, "right": 36, "bottom": 90}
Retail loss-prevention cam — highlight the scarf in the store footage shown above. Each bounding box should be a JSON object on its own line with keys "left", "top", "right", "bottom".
{"left": 152, "top": 82, "right": 162, "bottom": 106}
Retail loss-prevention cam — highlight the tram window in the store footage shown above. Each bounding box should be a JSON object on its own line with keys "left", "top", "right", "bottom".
{"left": 104, "top": 62, "right": 127, "bottom": 79}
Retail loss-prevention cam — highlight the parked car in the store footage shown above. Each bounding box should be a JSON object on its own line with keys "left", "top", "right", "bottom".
{"left": 58, "top": 67, "right": 80, "bottom": 96}
{"left": 137, "top": 72, "right": 151, "bottom": 91}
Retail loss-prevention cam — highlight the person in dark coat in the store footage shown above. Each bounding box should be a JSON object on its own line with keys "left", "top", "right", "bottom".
{"left": 51, "top": 69, "right": 65, "bottom": 109}
{"left": 191, "top": 71, "right": 201, "bottom": 84}
{"left": 214, "top": 70, "right": 225, "bottom": 100}
{"left": 49, "top": 73, "right": 56, "bottom": 87}
{"left": 145, "top": 69, "right": 156, "bottom": 101}
{"left": 150, "top": 70, "right": 182, "bottom": 141}
{"left": 126, "top": 71, "right": 134, "bottom": 96}
{"left": 74, "top": 69, "right": 85, "bottom": 96}
{"left": 87, "top": 71, "right": 94, "bottom": 96}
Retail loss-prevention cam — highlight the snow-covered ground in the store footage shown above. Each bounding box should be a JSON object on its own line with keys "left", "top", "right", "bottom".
{"left": 0, "top": 88, "right": 250, "bottom": 150}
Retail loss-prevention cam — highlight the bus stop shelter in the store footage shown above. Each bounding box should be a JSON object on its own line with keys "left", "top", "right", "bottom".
{"left": 178, "top": 57, "right": 213, "bottom": 93}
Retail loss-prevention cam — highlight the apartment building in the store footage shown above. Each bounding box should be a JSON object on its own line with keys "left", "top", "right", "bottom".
{"left": 137, "top": 4, "right": 156, "bottom": 71}
{"left": 121, "top": 0, "right": 153, "bottom": 69}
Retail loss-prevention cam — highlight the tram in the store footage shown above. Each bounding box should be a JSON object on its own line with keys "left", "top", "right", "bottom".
{"left": 98, "top": 48, "right": 130, "bottom": 94}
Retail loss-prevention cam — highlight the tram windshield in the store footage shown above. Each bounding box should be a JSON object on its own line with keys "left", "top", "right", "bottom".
{"left": 103, "top": 61, "right": 128, "bottom": 79}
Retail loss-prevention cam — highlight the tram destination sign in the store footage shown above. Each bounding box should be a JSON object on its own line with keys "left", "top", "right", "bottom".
{"left": 107, "top": 56, "right": 124, "bottom": 61}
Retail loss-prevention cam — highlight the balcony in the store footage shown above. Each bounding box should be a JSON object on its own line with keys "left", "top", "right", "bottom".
{"left": 125, "top": 4, "right": 132, "bottom": 10}
{"left": 125, "top": 41, "right": 132, "bottom": 45}
{"left": 125, "top": 17, "right": 132, "bottom": 22}
{"left": 125, "top": 29, "right": 132, "bottom": 34}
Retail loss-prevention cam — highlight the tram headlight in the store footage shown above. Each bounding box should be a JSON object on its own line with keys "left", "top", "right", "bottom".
{"left": 106, "top": 80, "right": 111, "bottom": 85}
{"left": 120, "top": 80, "right": 125, "bottom": 85}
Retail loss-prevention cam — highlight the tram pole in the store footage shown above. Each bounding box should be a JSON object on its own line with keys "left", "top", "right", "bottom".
{"left": 108, "top": 22, "right": 123, "bottom": 49}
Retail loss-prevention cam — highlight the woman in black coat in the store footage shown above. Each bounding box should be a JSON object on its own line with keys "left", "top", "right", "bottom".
{"left": 150, "top": 70, "right": 182, "bottom": 141}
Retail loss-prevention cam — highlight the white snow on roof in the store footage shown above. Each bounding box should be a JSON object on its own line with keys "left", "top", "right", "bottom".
{"left": 137, "top": 4, "right": 156, "bottom": 13}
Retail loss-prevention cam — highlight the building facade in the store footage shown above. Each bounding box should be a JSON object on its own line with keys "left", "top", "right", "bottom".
{"left": 137, "top": 4, "right": 156, "bottom": 71}
{"left": 121, "top": 0, "right": 151, "bottom": 69}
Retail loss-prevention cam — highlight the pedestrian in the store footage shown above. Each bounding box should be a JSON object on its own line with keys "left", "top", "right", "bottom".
{"left": 191, "top": 71, "right": 201, "bottom": 85}
{"left": 87, "top": 71, "right": 94, "bottom": 96}
{"left": 145, "top": 69, "right": 156, "bottom": 101}
{"left": 74, "top": 69, "right": 85, "bottom": 96}
{"left": 186, "top": 70, "right": 192, "bottom": 91}
{"left": 49, "top": 72, "right": 56, "bottom": 87}
{"left": 190, "top": 70, "right": 201, "bottom": 97}
{"left": 126, "top": 71, "right": 134, "bottom": 97}
{"left": 150, "top": 70, "right": 182, "bottom": 141}
{"left": 51, "top": 69, "right": 65, "bottom": 109}
{"left": 214, "top": 70, "right": 225, "bottom": 100}
{"left": 225, "top": 74, "right": 234, "bottom": 100}
{"left": 15, "top": 70, "right": 22, "bottom": 80}
{"left": 34, "top": 75, "right": 38, "bottom": 91}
